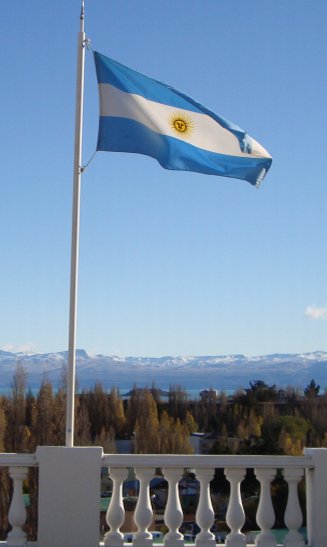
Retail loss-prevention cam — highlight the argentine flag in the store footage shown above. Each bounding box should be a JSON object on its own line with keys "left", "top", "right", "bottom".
{"left": 94, "top": 52, "right": 272, "bottom": 187}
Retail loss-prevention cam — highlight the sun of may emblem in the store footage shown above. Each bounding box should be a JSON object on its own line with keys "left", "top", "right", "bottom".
{"left": 169, "top": 112, "right": 194, "bottom": 138}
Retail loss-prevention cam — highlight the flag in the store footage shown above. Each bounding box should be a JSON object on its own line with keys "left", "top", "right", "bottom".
{"left": 94, "top": 51, "right": 272, "bottom": 187}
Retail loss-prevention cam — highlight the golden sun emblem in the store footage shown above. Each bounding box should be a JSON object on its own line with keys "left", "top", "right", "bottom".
{"left": 169, "top": 112, "right": 194, "bottom": 138}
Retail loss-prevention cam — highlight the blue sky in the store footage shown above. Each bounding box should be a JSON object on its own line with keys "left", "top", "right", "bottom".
{"left": 1, "top": 0, "right": 327, "bottom": 357}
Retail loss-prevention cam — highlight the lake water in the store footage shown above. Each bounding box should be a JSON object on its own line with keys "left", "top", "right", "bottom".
{"left": 0, "top": 384, "right": 235, "bottom": 399}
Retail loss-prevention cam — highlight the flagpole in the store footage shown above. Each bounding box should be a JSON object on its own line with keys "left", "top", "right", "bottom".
{"left": 66, "top": 0, "right": 86, "bottom": 448}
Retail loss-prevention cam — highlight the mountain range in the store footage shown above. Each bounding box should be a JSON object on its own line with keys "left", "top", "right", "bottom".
{"left": 1, "top": 349, "right": 327, "bottom": 393}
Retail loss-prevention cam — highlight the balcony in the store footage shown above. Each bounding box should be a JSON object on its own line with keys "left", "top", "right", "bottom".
{"left": 1, "top": 448, "right": 327, "bottom": 547}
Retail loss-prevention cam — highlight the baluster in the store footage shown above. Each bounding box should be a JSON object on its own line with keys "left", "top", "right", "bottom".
{"left": 163, "top": 468, "right": 184, "bottom": 547}
{"left": 134, "top": 468, "right": 155, "bottom": 546}
{"left": 254, "top": 468, "right": 277, "bottom": 547}
{"left": 194, "top": 468, "right": 215, "bottom": 547}
{"left": 7, "top": 466, "right": 28, "bottom": 546}
{"left": 224, "top": 467, "right": 246, "bottom": 547}
{"left": 283, "top": 468, "right": 305, "bottom": 547}
{"left": 104, "top": 467, "right": 127, "bottom": 547}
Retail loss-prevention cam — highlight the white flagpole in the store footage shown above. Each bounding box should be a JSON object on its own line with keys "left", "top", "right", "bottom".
{"left": 66, "top": 1, "right": 86, "bottom": 447}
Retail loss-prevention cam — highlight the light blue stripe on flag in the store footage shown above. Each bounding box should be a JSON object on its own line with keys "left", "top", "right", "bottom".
{"left": 94, "top": 51, "right": 272, "bottom": 187}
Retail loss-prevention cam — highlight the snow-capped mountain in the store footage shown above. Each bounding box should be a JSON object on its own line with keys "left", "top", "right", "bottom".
{"left": 1, "top": 349, "right": 327, "bottom": 392}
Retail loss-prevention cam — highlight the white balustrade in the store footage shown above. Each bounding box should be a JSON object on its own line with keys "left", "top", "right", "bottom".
{"left": 7, "top": 465, "right": 28, "bottom": 546}
{"left": 133, "top": 468, "right": 155, "bottom": 546}
{"left": 254, "top": 468, "right": 277, "bottom": 547}
{"left": 163, "top": 467, "right": 184, "bottom": 547}
{"left": 225, "top": 467, "right": 246, "bottom": 547}
{"left": 194, "top": 468, "right": 215, "bottom": 547}
{"left": 283, "top": 468, "right": 305, "bottom": 547}
{"left": 104, "top": 467, "right": 128, "bottom": 547}
{"left": 0, "top": 451, "right": 321, "bottom": 547}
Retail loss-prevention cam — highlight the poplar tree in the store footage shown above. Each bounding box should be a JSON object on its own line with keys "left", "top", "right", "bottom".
{"left": 0, "top": 400, "right": 6, "bottom": 452}
{"left": 5, "top": 363, "right": 27, "bottom": 451}
{"left": 108, "top": 387, "right": 126, "bottom": 435}
{"left": 33, "top": 378, "right": 55, "bottom": 445}
{"left": 133, "top": 390, "right": 159, "bottom": 453}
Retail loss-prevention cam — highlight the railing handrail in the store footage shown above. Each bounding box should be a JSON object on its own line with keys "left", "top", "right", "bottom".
{"left": 0, "top": 451, "right": 313, "bottom": 470}
{"left": 1, "top": 448, "right": 323, "bottom": 547}
{"left": 0, "top": 452, "right": 37, "bottom": 466}
{"left": 102, "top": 453, "right": 313, "bottom": 469}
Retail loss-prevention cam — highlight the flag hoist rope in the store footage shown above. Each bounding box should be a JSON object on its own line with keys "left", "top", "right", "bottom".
{"left": 66, "top": 1, "right": 86, "bottom": 447}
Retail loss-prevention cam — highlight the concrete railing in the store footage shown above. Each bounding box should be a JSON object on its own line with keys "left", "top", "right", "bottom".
{"left": 0, "top": 448, "right": 327, "bottom": 547}
{"left": 0, "top": 453, "right": 36, "bottom": 547}
{"left": 102, "top": 454, "right": 311, "bottom": 547}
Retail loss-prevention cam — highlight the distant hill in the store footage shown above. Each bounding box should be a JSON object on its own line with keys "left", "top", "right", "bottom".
{"left": 1, "top": 349, "right": 327, "bottom": 393}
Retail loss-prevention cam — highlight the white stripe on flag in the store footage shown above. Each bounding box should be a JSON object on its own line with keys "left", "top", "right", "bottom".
{"left": 99, "top": 83, "right": 269, "bottom": 159}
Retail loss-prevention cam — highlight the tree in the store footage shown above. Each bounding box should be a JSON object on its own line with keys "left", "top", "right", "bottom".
{"left": 133, "top": 390, "right": 159, "bottom": 453}
{"left": 75, "top": 399, "right": 91, "bottom": 446}
{"left": 278, "top": 416, "right": 310, "bottom": 455}
{"left": 33, "top": 377, "right": 55, "bottom": 445}
{"left": 184, "top": 411, "right": 198, "bottom": 434}
{"left": 248, "top": 410, "right": 263, "bottom": 437}
{"left": 157, "top": 411, "right": 193, "bottom": 454}
{"left": 0, "top": 399, "right": 6, "bottom": 452}
{"left": 247, "top": 380, "right": 278, "bottom": 402}
{"left": 108, "top": 387, "right": 126, "bottom": 436}
{"left": 304, "top": 379, "right": 320, "bottom": 398}
{"left": 168, "top": 385, "right": 188, "bottom": 420}
{"left": 0, "top": 466, "right": 10, "bottom": 540}
{"left": 125, "top": 385, "right": 142, "bottom": 435}
{"left": 51, "top": 387, "right": 66, "bottom": 446}
{"left": 158, "top": 410, "right": 171, "bottom": 453}
{"left": 236, "top": 421, "right": 247, "bottom": 441}
{"left": 87, "top": 382, "right": 110, "bottom": 440}
{"left": 94, "top": 426, "right": 117, "bottom": 453}
{"left": 5, "top": 363, "right": 27, "bottom": 451}
{"left": 197, "top": 389, "right": 218, "bottom": 431}
{"left": 168, "top": 418, "right": 193, "bottom": 454}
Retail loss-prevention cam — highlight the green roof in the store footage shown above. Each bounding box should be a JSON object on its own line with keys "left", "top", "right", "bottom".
{"left": 100, "top": 497, "right": 110, "bottom": 512}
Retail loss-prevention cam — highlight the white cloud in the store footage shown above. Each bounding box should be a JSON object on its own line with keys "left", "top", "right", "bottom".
{"left": 2, "top": 342, "right": 38, "bottom": 353}
{"left": 2, "top": 344, "right": 15, "bottom": 352}
{"left": 305, "top": 306, "right": 327, "bottom": 320}
{"left": 17, "top": 342, "right": 38, "bottom": 353}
